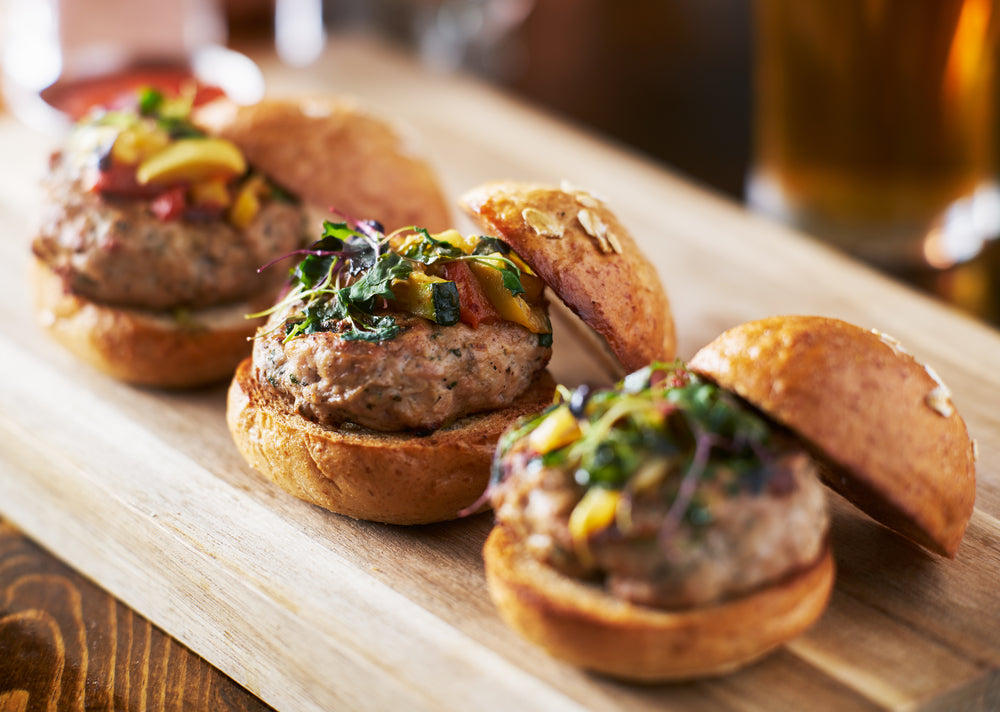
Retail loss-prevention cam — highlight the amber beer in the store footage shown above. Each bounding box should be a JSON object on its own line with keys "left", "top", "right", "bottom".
{"left": 750, "top": 0, "right": 999, "bottom": 268}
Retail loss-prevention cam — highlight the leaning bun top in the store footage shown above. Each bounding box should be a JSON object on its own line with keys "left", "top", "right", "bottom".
{"left": 687, "top": 315, "right": 976, "bottom": 558}
{"left": 192, "top": 96, "right": 452, "bottom": 232}
{"left": 459, "top": 181, "right": 676, "bottom": 373}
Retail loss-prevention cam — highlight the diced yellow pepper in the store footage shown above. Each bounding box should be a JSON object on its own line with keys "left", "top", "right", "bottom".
{"left": 432, "top": 229, "right": 478, "bottom": 254}
{"left": 111, "top": 123, "right": 170, "bottom": 165}
{"left": 527, "top": 405, "right": 581, "bottom": 454}
{"left": 468, "top": 261, "right": 550, "bottom": 333}
{"left": 189, "top": 178, "right": 232, "bottom": 209}
{"left": 136, "top": 138, "right": 246, "bottom": 185}
{"left": 506, "top": 250, "right": 535, "bottom": 275}
{"left": 390, "top": 271, "right": 453, "bottom": 323}
{"left": 472, "top": 252, "right": 506, "bottom": 272}
{"left": 479, "top": 251, "right": 539, "bottom": 284}
{"left": 518, "top": 269, "right": 545, "bottom": 302}
{"left": 392, "top": 232, "right": 425, "bottom": 255}
{"left": 478, "top": 250, "right": 544, "bottom": 300}
{"left": 228, "top": 182, "right": 261, "bottom": 229}
{"left": 569, "top": 487, "right": 622, "bottom": 564}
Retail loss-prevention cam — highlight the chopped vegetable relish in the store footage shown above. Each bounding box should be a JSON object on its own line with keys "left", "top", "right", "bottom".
{"left": 255, "top": 219, "right": 552, "bottom": 343}
{"left": 493, "top": 362, "right": 782, "bottom": 541}
{"left": 73, "top": 87, "right": 290, "bottom": 226}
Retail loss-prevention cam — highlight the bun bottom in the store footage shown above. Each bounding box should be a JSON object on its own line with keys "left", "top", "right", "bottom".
{"left": 483, "top": 525, "right": 835, "bottom": 682}
{"left": 226, "top": 358, "right": 557, "bottom": 525}
{"left": 31, "top": 259, "right": 268, "bottom": 389}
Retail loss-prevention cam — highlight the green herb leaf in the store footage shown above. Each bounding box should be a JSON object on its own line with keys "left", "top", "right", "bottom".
{"left": 341, "top": 313, "right": 402, "bottom": 342}
{"left": 319, "top": 220, "right": 365, "bottom": 246}
{"left": 292, "top": 253, "right": 333, "bottom": 291}
{"left": 138, "top": 87, "right": 164, "bottom": 115}
{"left": 467, "top": 252, "right": 526, "bottom": 297}
{"left": 498, "top": 264, "right": 526, "bottom": 296}
{"left": 347, "top": 252, "right": 412, "bottom": 308}
{"left": 403, "top": 228, "right": 465, "bottom": 264}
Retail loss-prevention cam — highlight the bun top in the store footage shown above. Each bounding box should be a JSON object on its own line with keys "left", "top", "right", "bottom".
{"left": 192, "top": 96, "right": 452, "bottom": 232}
{"left": 688, "top": 315, "right": 976, "bottom": 558}
{"left": 459, "top": 181, "right": 676, "bottom": 373}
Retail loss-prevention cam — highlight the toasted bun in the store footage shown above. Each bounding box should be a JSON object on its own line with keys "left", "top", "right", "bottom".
{"left": 32, "top": 258, "right": 264, "bottom": 388}
{"left": 459, "top": 182, "right": 675, "bottom": 373}
{"left": 193, "top": 96, "right": 452, "bottom": 232}
{"left": 688, "top": 315, "right": 976, "bottom": 558}
{"left": 226, "top": 358, "right": 557, "bottom": 525}
{"left": 483, "top": 525, "right": 834, "bottom": 682}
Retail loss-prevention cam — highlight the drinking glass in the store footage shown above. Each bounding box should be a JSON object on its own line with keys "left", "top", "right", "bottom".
{"left": 748, "top": 0, "right": 1000, "bottom": 269}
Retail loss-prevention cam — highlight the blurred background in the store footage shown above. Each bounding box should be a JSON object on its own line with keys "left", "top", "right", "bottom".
{"left": 232, "top": 0, "right": 1000, "bottom": 327}
{"left": 237, "top": 0, "right": 1000, "bottom": 327}
{"left": 226, "top": 0, "right": 755, "bottom": 198}
{"left": 5, "top": 0, "right": 1000, "bottom": 325}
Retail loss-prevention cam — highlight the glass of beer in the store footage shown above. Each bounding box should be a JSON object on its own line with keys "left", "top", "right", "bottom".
{"left": 748, "top": 0, "right": 1000, "bottom": 270}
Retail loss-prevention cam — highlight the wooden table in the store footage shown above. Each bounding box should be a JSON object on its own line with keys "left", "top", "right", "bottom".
{"left": 3, "top": 35, "right": 1000, "bottom": 712}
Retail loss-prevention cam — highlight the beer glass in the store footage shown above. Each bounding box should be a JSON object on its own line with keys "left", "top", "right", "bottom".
{"left": 748, "top": 0, "right": 1000, "bottom": 269}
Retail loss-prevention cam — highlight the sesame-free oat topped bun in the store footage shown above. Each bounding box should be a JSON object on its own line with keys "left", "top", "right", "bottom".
{"left": 460, "top": 181, "right": 676, "bottom": 373}
{"left": 193, "top": 96, "right": 452, "bottom": 232}
{"left": 688, "top": 315, "right": 976, "bottom": 558}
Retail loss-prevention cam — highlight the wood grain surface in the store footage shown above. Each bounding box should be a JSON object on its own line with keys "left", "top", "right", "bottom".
{"left": 2, "top": 33, "right": 1000, "bottom": 712}
{"left": 0, "top": 518, "right": 273, "bottom": 712}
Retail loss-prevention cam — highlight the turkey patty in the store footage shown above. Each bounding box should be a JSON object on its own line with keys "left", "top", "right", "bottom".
{"left": 253, "top": 306, "right": 552, "bottom": 432}
{"left": 32, "top": 150, "right": 305, "bottom": 310}
{"left": 492, "top": 444, "right": 828, "bottom": 610}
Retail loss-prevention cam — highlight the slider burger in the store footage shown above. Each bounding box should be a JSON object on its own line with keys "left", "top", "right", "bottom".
{"left": 226, "top": 182, "right": 675, "bottom": 525}
{"left": 483, "top": 316, "right": 975, "bottom": 681}
{"left": 30, "top": 91, "right": 450, "bottom": 388}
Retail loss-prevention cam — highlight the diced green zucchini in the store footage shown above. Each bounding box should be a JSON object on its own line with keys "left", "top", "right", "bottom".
{"left": 391, "top": 272, "right": 460, "bottom": 325}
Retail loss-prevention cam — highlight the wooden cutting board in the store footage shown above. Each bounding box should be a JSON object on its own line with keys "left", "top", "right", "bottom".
{"left": 2, "top": 35, "right": 999, "bottom": 712}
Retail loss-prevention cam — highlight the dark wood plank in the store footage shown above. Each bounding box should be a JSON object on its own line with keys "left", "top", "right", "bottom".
{"left": 0, "top": 517, "right": 273, "bottom": 712}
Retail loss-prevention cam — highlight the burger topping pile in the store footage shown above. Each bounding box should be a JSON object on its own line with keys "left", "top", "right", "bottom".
{"left": 72, "top": 87, "right": 291, "bottom": 227}
{"left": 490, "top": 362, "right": 829, "bottom": 609}
{"left": 261, "top": 219, "right": 552, "bottom": 344}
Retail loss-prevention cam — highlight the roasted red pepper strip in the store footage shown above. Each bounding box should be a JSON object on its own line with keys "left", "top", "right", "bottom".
{"left": 89, "top": 162, "right": 163, "bottom": 199}
{"left": 150, "top": 186, "right": 187, "bottom": 221}
{"left": 438, "top": 260, "right": 502, "bottom": 328}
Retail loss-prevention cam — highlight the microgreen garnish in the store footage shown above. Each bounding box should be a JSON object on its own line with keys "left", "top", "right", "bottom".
{"left": 495, "top": 362, "right": 778, "bottom": 534}
{"left": 85, "top": 85, "right": 206, "bottom": 145}
{"left": 255, "top": 220, "right": 549, "bottom": 343}
{"left": 259, "top": 220, "right": 405, "bottom": 342}
{"left": 137, "top": 87, "right": 164, "bottom": 115}
{"left": 493, "top": 260, "right": 526, "bottom": 296}
{"left": 126, "top": 87, "right": 204, "bottom": 138}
